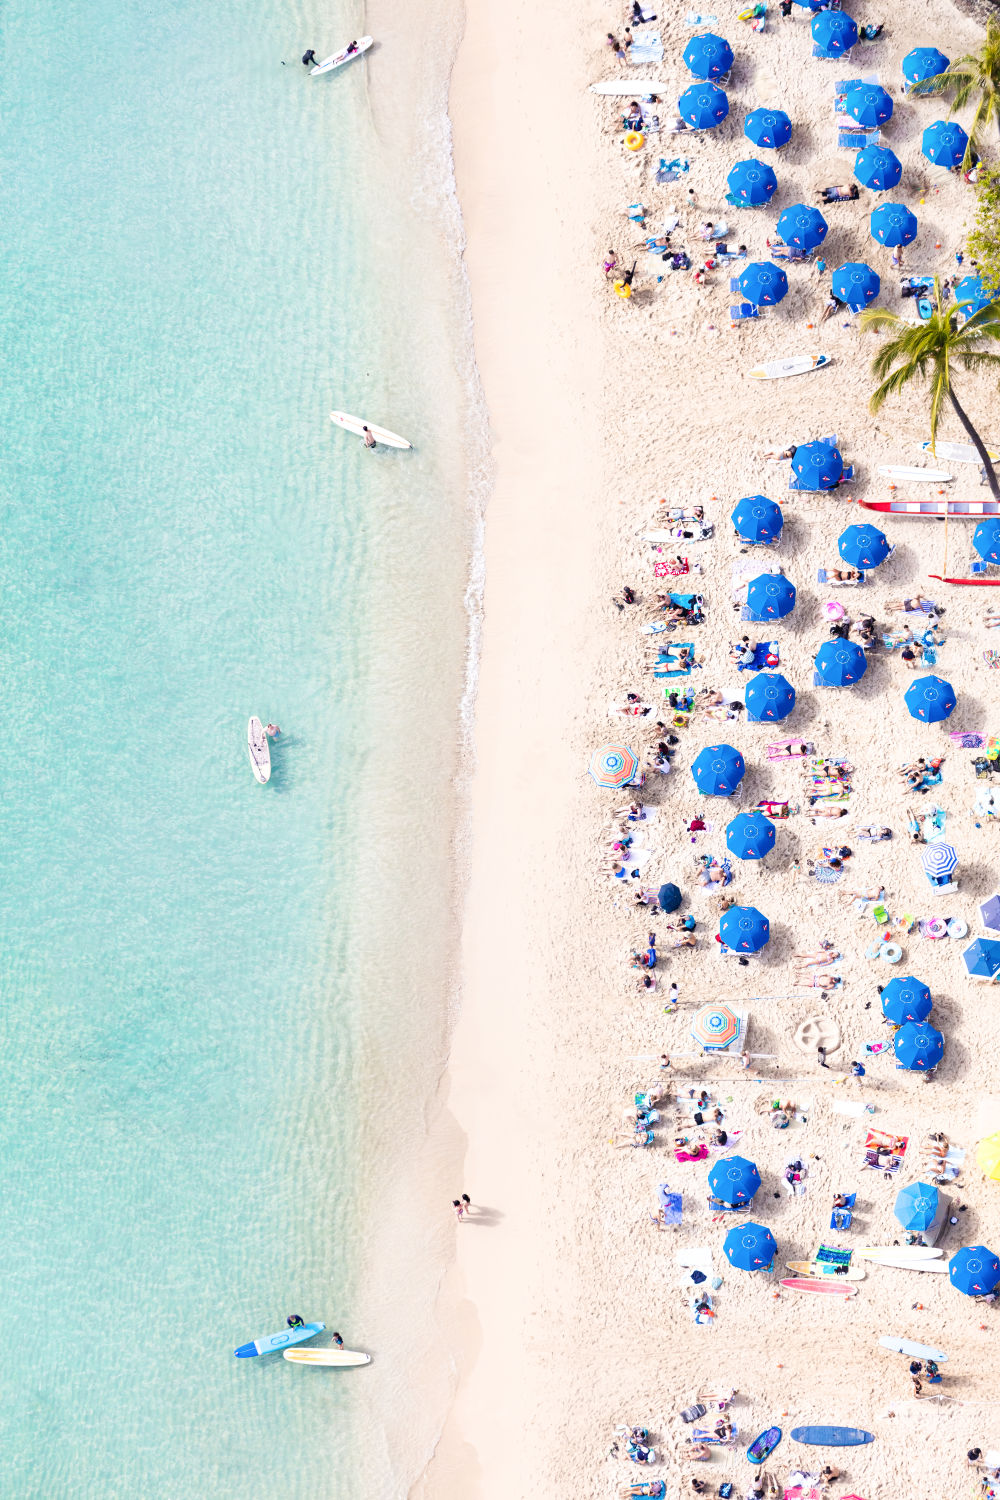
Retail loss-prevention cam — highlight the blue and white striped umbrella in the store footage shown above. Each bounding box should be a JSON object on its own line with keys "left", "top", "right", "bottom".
{"left": 921, "top": 843, "right": 957, "bottom": 878}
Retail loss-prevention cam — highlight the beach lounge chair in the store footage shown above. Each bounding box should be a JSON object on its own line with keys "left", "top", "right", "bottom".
{"left": 830, "top": 1192, "right": 856, "bottom": 1231}
{"left": 838, "top": 127, "right": 880, "bottom": 149}
{"left": 730, "top": 303, "right": 759, "bottom": 324}
{"left": 766, "top": 739, "right": 812, "bottom": 760}
{"left": 818, "top": 567, "right": 866, "bottom": 586}
{"left": 707, "top": 1195, "right": 750, "bottom": 1214}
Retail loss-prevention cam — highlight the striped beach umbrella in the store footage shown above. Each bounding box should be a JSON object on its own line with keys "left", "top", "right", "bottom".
{"left": 894, "top": 1021, "right": 944, "bottom": 1071}
{"left": 683, "top": 32, "right": 734, "bottom": 80}
{"left": 921, "top": 843, "right": 957, "bottom": 879}
{"left": 588, "top": 743, "right": 639, "bottom": 788}
{"left": 744, "top": 107, "right": 791, "bottom": 149}
{"left": 904, "top": 674, "right": 956, "bottom": 723}
{"left": 709, "top": 1155, "right": 761, "bottom": 1204}
{"left": 691, "top": 1003, "right": 743, "bottom": 1050}
{"left": 724, "top": 1221, "right": 777, "bottom": 1271}
{"left": 854, "top": 144, "right": 902, "bottom": 192}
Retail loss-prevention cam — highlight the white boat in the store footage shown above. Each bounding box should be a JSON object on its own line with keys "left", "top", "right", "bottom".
{"left": 329, "top": 411, "right": 412, "bottom": 449}
{"left": 247, "top": 717, "right": 271, "bottom": 784}
{"left": 283, "top": 1347, "right": 371, "bottom": 1366}
{"left": 920, "top": 440, "right": 999, "bottom": 464}
{"left": 311, "top": 37, "right": 373, "bottom": 75}
{"left": 877, "top": 466, "right": 954, "bottom": 483}
{"left": 589, "top": 79, "right": 668, "bottom": 95}
{"left": 749, "top": 354, "right": 831, "bottom": 380}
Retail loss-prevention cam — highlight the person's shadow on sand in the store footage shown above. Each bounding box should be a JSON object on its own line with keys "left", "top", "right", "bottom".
{"left": 461, "top": 1205, "right": 504, "bottom": 1226}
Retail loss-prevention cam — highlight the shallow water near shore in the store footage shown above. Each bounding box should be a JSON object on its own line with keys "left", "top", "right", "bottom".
{"left": 0, "top": 0, "right": 476, "bottom": 1493}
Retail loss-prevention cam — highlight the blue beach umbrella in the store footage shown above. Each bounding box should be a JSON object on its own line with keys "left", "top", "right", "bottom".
{"left": 709, "top": 1155, "right": 761, "bottom": 1204}
{"left": 838, "top": 521, "right": 889, "bottom": 568}
{"left": 956, "top": 276, "right": 998, "bottom": 314}
{"left": 894, "top": 1182, "right": 940, "bottom": 1232}
{"left": 870, "top": 202, "right": 918, "bottom": 248}
{"left": 679, "top": 82, "right": 730, "bottom": 129}
{"left": 881, "top": 976, "right": 933, "bottom": 1026}
{"left": 683, "top": 32, "right": 734, "bottom": 80}
{"left": 980, "top": 895, "right": 1000, "bottom": 931}
{"left": 974, "top": 520, "right": 1000, "bottom": 564}
{"left": 776, "top": 203, "right": 828, "bottom": 251}
{"left": 744, "top": 673, "right": 795, "bottom": 723}
{"left": 746, "top": 572, "right": 796, "bottom": 620}
{"left": 691, "top": 743, "right": 745, "bottom": 796}
{"left": 903, "top": 46, "right": 949, "bottom": 90}
{"left": 814, "top": 639, "right": 867, "bottom": 686}
{"left": 738, "top": 261, "right": 788, "bottom": 307}
{"left": 950, "top": 1246, "right": 1000, "bottom": 1297}
{"left": 744, "top": 107, "right": 791, "bottom": 149}
{"left": 894, "top": 1021, "right": 944, "bottom": 1072}
{"left": 727, "top": 158, "right": 778, "bottom": 206}
{"left": 723, "top": 1221, "right": 776, "bottom": 1271}
{"left": 831, "top": 261, "right": 881, "bottom": 310}
{"left": 854, "top": 144, "right": 902, "bottom": 192}
{"left": 963, "top": 937, "right": 1000, "bottom": 979}
{"left": 922, "top": 120, "right": 969, "bottom": 168}
{"left": 726, "top": 811, "right": 777, "bottom": 860}
{"left": 731, "top": 494, "right": 782, "bottom": 543}
{"left": 792, "top": 441, "right": 843, "bottom": 490}
{"left": 845, "top": 84, "right": 894, "bottom": 127}
{"left": 904, "top": 674, "right": 956, "bottom": 723}
{"left": 719, "top": 904, "right": 769, "bottom": 952}
{"left": 657, "top": 882, "right": 682, "bottom": 913}
{"left": 811, "top": 10, "right": 858, "bottom": 57}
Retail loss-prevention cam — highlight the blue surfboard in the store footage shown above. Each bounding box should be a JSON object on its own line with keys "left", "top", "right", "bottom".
{"left": 791, "top": 1426, "right": 874, "bottom": 1447}
{"left": 234, "top": 1321, "right": 325, "bottom": 1358}
{"left": 747, "top": 1426, "right": 781, "bottom": 1464}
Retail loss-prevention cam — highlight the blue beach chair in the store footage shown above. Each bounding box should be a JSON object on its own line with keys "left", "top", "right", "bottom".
{"left": 730, "top": 303, "right": 759, "bottom": 323}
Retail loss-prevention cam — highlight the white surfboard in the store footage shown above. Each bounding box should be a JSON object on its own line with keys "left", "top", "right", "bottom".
{"left": 864, "top": 1254, "right": 949, "bottom": 1272}
{"left": 921, "top": 440, "right": 999, "bottom": 464}
{"left": 878, "top": 466, "right": 954, "bottom": 483}
{"left": 855, "top": 1245, "right": 942, "bottom": 1262}
{"left": 879, "top": 1335, "right": 948, "bottom": 1362}
{"left": 283, "top": 1347, "right": 371, "bottom": 1366}
{"left": 311, "top": 37, "right": 373, "bottom": 74}
{"left": 589, "top": 80, "right": 668, "bottom": 96}
{"left": 749, "top": 354, "right": 831, "bottom": 380}
{"left": 247, "top": 717, "right": 271, "bottom": 785}
{"left": 329, "top": 411, "right": 412, "bottom": 449}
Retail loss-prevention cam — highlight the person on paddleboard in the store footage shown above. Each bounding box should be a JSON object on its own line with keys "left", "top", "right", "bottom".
{"left": 346, "top": 40, "right": 359, "bottom": 54}
{"left": 302, "top": 49, "right": 317, "bottom": 67}
{"left": 286, "top": 1314, "right": 305, "bottom": 1328}
{"left": 362, "top": 425, "right": 377, "bottom": 449}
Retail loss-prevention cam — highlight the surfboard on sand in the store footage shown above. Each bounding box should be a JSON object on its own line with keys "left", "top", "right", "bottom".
{"left": 589, "top": 79, "right": 668, "bottom": 95}
{"left": 329, "top": 411, "right": 412, "bottom": 449}
{"left": 247, "top": 717, "right": 271, "bottom": 784}
{"left": 749, "top": 354, "right": 831, "bottom": 380}
{"left": 864, "top": 1255, "right": 949, "bottom": 1272}
{"left": 779, "top": 1278, "right": 857, "bottom": 1296}
{"left": 855, "top": 1246, "right": 942, "bottom": 1261}
{"left": 877, "top": 466, "right": 954, "bottom": 483}
{"left": 791, "top": 1426, "right": 874, "bottom": 1447}
{"left": 747, "top": 1427, "right": 781, "bottom": 1465}
{"left": 785, "top": 1261, "right": 866, "bottom": 1280}
{"left": 282, "top": 1347, "right": 371, "bottom": 1366}
{"left": 921, "top": 440, "right": 998, "bottom": 464}
{"left": 879, "top": 1335, "right": 948, "bottom": 1362}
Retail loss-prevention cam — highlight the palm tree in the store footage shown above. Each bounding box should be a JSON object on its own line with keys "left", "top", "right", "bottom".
{"left": 919, "top": 20, "right": 1000, "bottom": 167}
{"left": 859, "top": 281, "right": 1000, "bottom": 498}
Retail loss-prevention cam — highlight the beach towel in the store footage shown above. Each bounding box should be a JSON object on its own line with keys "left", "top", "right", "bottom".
{"left": 629, "top": 27, "right": 663, "bottom": 64}
{"left": 951, "top": 731, "right": 984, "bottom": 748}
{"left": 658, "top": 1184, "right": 683, "bottom": 1226}
{"left": 812, "top": 864, "right": 843, "bottom": 884}
{"left": 676, "top": 1144, "right": 709, "bottom": 1163}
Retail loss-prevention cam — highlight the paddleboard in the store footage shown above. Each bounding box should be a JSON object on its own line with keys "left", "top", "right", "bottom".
{"left": 747, "top": 1427, "right": 782, "bottom": 1465}
{"left": 791, "top": 1426, "right": 874, "bottom": 1447}
{"left": 749, "top": 354, "right": 831, "bottom": 380}
{"left": 779, "top": 1278, "right": 857, "bottom": 1296}
{"left": 921, "top": 440, "right": 998, "bottom": 464}
{"left": 879, "top": 1335, "right": 948, "bottom": 1363}
{"left": 589, "top": 79, "right": 668, "bottom": 95}
{"left": 855, "top": 1246, "right": 942, "bottom": 1261}
{"left": 282, "top": 1347, "right": 371, "bottom": 1366}
{"left": 329, "top": 411, "right": 412, "bottom": 449}
{"left": 310, "top": 37, "right": 373, "bottom": 74}
{"left": 877, "top": 466, "right": 954, "bottom": 483}
{"left": 864, "top": 1254, "right": 949, "bottom": 1272}
{"left": 234, "top": 1321, "right": 324, "bottom": 1358}
{"left": 785, "top": 1261, "right": 866, "bottom": 1280}
{"left": 247, "top": 717, "right": 271, "bottom": 785}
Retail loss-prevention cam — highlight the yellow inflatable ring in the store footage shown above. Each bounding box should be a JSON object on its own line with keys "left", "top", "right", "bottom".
{"left": 614, "top": 279, "right": 633, "bottom": 299}
{"left": 624, "top": 131, "right": 645, "bottom": 151}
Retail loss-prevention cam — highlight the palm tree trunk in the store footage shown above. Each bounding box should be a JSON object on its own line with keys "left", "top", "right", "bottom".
{"left": 948, "top": 388, "right": 1000, "bottom": 498}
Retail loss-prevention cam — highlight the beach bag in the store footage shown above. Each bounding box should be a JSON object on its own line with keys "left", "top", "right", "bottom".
{"left": 680, "top": 1403, "right": 707, "bottom": 1423}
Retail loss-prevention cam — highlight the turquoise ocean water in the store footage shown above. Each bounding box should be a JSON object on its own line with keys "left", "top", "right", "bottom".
{"left": 1, "top": 1, "right": 475, "bottom": 1494}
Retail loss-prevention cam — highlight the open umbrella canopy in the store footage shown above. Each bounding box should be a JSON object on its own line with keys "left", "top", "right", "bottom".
{"left": 776, "top": 203, "right": 828, "bottom": 251}
{"left": 727, "top": 158, "right": 778, "bottom": 205}
{"left": 921, "top": 842, "right": 958, "bottom": 879}
{"left": 589, "top": 743, "right": 639, "bottom": 788}
{"left": 977, "top": 1132, "right": 1000, "bottom": 1180}
{"left": 746, "top": 572, "right": 796, "bottom": 619}
{"left": 845, "top": 84, "right": 893, "bottom": 127}
{"left": 904, "top": 674, "right": 956, "bottom": 723}
{"left": 738, "top": 261, "right": 788, "bottom": 306}
{"left": 973, "top": 519, "right": 1000, "bottom": 563}
{"left": 894, "top": 1021, "right": 944, "bottom": 1071}
{"left": 831, "top": 262, "right": 881, "bottom": 310}
{"left": 657, "top": 882, "right": 682, "bottom": 913}
{"left": 791, "top": 440, "right": 843, "bottom": 490}
{"left": 956, "top": 275, "right": 998, "bottom": 314}
{"left": 709, "top": 1155, "right": 761, "bottom": 1204}
{"left": 854, "top": 144, "right": 902, "bottom": 192}
{"left": 838, "top": 521, "right": 889, "bottom": 568}
{"left": 894, "top": 1181, "right": 940, "bottom": 1232}
{"left": 727, "top": 811, "right": 777, "bottom": 860}
{"left": 744, "top": 106, "right": 792, "bottom": 149}
{"left": 691, "top": 1003, "right": 743, "bottom": 1050}
{"left": 870, "top": 202, "right": 918, "bottom": 248}
{"left": 691, "top": 743, "right": 746, "bottom": 796}
{"left": 724, "top": 1221, "right": 777, "bottom": 1271}
{"left": 811, "top": 10, "right": 858, "bottom": 56}
{"left": 963, "top": 937, "right": 1000, "bottom": 979}
{"left": 980, "top": 894, "right": 1000, "bottom": 931}
{"left": 903, "top": 46, "right": 949, "bottom": 88}
{"left": 949, "top": 1246, "right": 1000, "bottom": 1297}
{"left": 881, "top": 975, "right": 933, "bottom": 1025}
{"left": 683, "top": 32, "right": 734, "bottom": 80}
{"left": 814, "top": 638, "right": 867, "bottom": 686}
{"left": 744, "top": 672, "right": 795, "bottom": 723}
{"left": 719, "top": 904, "right": 769, "bottom": 952}
{"left": 922, "top": 119, "right": 969, "bottom": 168}
{"left": 679, "top": 81, "right": 730, "bottom": 129}
{"left": 732, "top": 494, "right": 783, "bottom": 542}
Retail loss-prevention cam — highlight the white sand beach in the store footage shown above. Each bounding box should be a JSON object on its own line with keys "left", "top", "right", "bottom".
{"left": 422, "top": 0, "right": 1000, "bottom": 1496}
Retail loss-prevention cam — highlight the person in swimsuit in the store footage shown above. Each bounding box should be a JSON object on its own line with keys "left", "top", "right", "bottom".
{"left": 302, "top": 49, "right": 317, "bottom": 66}
{"left": 362, "top": 425, "right": 376, "bottom": 449}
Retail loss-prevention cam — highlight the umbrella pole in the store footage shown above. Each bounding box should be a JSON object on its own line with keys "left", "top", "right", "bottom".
{"left": 942, "top": 507, "right": 949, "bottom": 579}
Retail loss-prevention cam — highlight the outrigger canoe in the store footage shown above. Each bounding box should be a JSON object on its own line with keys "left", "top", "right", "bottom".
{"left": 858, "top": 498, "right": 1000, "bottom": 518}
{"left": 929, "top": 574, "right": 1000, "bottom": 585}
{"left": 235, "top": 1322, "right": 324, "bottom": 1358}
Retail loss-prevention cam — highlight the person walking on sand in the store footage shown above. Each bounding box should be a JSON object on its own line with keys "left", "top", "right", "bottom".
{"left": 362, "top": 425, "right": 376, "bottom": 450}
{"left": 461, "top": 1193, "right": 472, "bottom": 1215}
{"left": 452, "top": 1198, "right": 466, "bottom": 1222}
{"left": 817, "top": 1045, "right": 829, "bottom": 1068}
{"left": 607, "top": 31, "right": 626, "bottom": 59}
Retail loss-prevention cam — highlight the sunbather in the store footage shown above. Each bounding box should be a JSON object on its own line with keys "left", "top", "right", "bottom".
{"left": 818, "top": 183, "right": 859, "bottom": 203}
{"left": 794, "top": 969, "right": 840, "bottom": 989}
{"left": 888, "top": 595, "right": 940, "bottom": 615}
{"left": 768, "top": 739, "right": 813, "bottom": 758}
{"left": 794, "top": 942, "right": 838, "bottom": 964}
{"left": 828, "top": 566, "right": 862, "bottom": 582}
{"left": 763, "top": 445, "right": 795, "bottom": 461}
{"left": 694, "top": 688, "right": 723, "bottom": 707}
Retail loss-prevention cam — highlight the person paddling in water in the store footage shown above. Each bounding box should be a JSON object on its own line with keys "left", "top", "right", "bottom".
{"left": 301, "top": 49, "right": 317, "bottom": 67}
{"left": 286, "top": 1314, "right": 305, "bottom": 1329}
{"left": 362, "top": 425, "right": 377, "bottom": 449}
{"left": 265, "top": 723, "right": 281, "bottom": 738}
